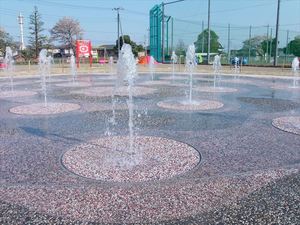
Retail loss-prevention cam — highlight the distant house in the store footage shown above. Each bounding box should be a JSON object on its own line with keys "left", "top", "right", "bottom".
{"left": 97, "top": 44, "right": 117, "bottom": 60}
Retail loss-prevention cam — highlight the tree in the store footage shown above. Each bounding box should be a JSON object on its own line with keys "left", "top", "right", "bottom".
{"left": 194, "top": 29, "right": 222, "bottom": 53}
{"left": 20, "top": 49, "right": 34, "bottom": 62}
{"left": 28, "top": 6, "right": 47, "bottom": 58}
{"left": 261, "top": 38, "right": 276, "bottom": 57}
{"left": 239, "top": 36, "right": 267, "bottom": 57}
{"left": 175, "top": 39, "right": 186, "bottom": 56}
{"left": 284, "top": 37, "right": 300, "bottom": 56}
{"left": 0, "top": 27, "right": 16, "bottom": 55}
{"left": 115, "top": 35, "right": 143, "bottom": 57}
{"left": 50, "top": 17, "right": 83, "bottom": 54}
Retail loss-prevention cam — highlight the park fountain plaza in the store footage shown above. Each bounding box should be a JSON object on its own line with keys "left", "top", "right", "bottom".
{"left": 0, "top": 44, "right": 299, "bottom": 224}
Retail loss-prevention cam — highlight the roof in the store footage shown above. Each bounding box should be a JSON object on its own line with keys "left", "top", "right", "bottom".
{"left": 98, "top": 44, "right": 115, "bottom": 50}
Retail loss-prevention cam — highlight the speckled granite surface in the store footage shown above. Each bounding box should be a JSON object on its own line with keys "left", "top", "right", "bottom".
{"left": 0, "top": 73, "right": 299, "bottom": 224}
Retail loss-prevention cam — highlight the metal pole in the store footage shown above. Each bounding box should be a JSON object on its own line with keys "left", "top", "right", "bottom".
{"left": 18, "top": 12, "right": 25, "bottom": 50}
{"left": 284, "top": 30, "right": 289, "bottom": 66}
{"left": 266, "top": 25, "right": 269, "bottom": 63}
{"left": 117, "top": 11, "right": 120, "bottom": 57}
{"left": 248, "top": 25, "right": 252, "bottom": 65}
{"left": 171, "top": 17, "right": 174, "bottom": 52}
{"left": 269, "top": 28, "right": 273, "bottom": 63}
{"left": 166, "top": 17, "right": 169, "bottom": 56}
{"left": 227, "top": 23, "right": 231, "bottom": 64}
{"left": 274, "top": 0, "right": 280, "bottom": 66}
{"left": 207, "top": 0, "right": 211, "bottom": 64}
{"left": 201, "top": 20, "right": 204, "bottom": 53}
{"left": 113, "top": 7, "right": 123, "bottom": 58}
{"left": 162, "top": 3, "right": 165, "bottom": 63}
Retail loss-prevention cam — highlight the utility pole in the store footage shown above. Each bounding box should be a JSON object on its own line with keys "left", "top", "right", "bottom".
{"left": 113, "top": 7, "right": 124, "bottom": 58}
{"left": 248, "top": 25, "right": 252, "bottom": 65}
{"left": 269, "top": 28, "right": 273, "bottom": 63}
{"left": 18, "top": 12, "right": 25, "bottom": 50}
{"left": 266, "top": 25, "right": 269, "bottom": 62}
{"left": 171, "top": 18, "right": 174, "bottom": 53}
{"left": 161, "top": 0, "right": 185, "bottom": 63}
{"left": 201, "top": 20, "right": 204, "bottom": 53}
{"left": 207, "top": 0, "right": 211, "bottom": 64}
{"left": 227, "top": 23, "right": 231, "bottom": 64}
{"left": 284, "top": 30, "right": 289, "bottom": 65}
{"left": 274, "top": 0, "right": 280, "bottom": 66}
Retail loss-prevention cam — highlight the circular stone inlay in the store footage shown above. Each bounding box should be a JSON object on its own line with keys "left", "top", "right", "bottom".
{"left": 9, "top": 103, "right": 80, "bottom": 115}
{"left": 62, "top": 136, "right": 200, "bottom": 182}
{"left": 272, "top": 116, "right": 300, "bottom": 135}
{"left": 195, "top": 86, "right": 238, "bottom": 93}
{"left": 73, "top": 86, "right": 156, "bottom": 97}
{"left": 157, "top": 99, "right": 224, "bottom": 111}
{"left": 0, "top": 90, "right": 37, "bottom": 98}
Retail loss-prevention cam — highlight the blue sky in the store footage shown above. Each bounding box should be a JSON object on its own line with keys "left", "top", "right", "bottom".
{"left": 1, "top": 0, "right": 299, "bottom": 49}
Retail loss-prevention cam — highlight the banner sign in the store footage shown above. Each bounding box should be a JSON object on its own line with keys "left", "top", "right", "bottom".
{"left": 76, "top": 40, "right": 92, "bottom": 67}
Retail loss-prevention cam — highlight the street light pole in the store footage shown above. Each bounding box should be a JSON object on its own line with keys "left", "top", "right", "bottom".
{"left": 207, "top": 0, "right": 211, "bottom": 64}
{"left": 274, "top": 0, "right": 280, "bottom": 66}
{"left": 113, "top": 7, "right": 124, "bottom": 58}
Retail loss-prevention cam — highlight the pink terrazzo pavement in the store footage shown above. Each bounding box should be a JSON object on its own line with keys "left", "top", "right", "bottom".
{"left": 272, "top": 116, "right": 300, "bottom": 135}
{"left": 0, "top": 90, "right": 37, "bottom": 98}
{"left": 157, "top": 99, "right": 224, "bottom": 111}
{"left": 72, "top": 86, "right": 156, "bottom": 97}
{"left": 55, "top": 82, "right": 92, "bottom": 87}
{"left": 271, "top": 84, "right": 300, "bottom": 91}
{"left": 9, "top": 103, "right": 81, "bottom": 115}
{"left": 139, "top": 80, "right": 171, "bottom": 86}
{"left": 62, "top": 136, "right": 200, "bottom": 182}
{"left": 0, "top": 168, "right": 296, "bottom": 224}
{"left": 195, "top": 86, "right": 238, "bottom": 93}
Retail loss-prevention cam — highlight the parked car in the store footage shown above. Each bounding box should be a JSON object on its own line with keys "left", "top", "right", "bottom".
{"left": 0, "top": 59, "right": 6, "bottom": 69}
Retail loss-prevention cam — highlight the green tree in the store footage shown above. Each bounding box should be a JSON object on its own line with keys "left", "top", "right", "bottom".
{"left": 284, "top": 36, "right": 300, "bottom": 56}
{"left": 28, "top": 6, "right": 47, "bottom": 58}
{"left": 194, "top": 29, "right": 222, "bottom": 53}
{"left": 20, "top": 49, "right": 34, "bottom": 62}
{"left": 115, "top": 35, "right": 143, "bottom": 57}
{"left": 261, "top": 38, "right": 276, "bottom": 57}
{"left": 238, "top": 35, "right": 267, "bottom": 57}
{"left": 175, "top": 39, "right": 186, "bottom": 56}
{"left": 0, "top": 27, "right": 16, "bottom": 55}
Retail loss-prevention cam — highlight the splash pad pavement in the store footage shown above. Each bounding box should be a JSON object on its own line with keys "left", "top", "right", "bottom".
{"left": 0, "top": 72, "right": 299, "bottom": 224}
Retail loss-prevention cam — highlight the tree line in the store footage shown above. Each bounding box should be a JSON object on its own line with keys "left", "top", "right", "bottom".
{"left": 176, "top": 29, "right": 300, "bottom": 58}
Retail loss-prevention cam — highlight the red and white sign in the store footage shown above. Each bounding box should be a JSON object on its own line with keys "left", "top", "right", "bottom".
{"left": 76, "top": 40, "right": 91, "bottom": 57}
{"left": 76, "top": 40, "right": 92, "bottom": 67}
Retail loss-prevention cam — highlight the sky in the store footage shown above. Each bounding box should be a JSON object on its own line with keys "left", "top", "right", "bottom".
{"left": 0, "top": 0, "right": 300, "bottom": 50}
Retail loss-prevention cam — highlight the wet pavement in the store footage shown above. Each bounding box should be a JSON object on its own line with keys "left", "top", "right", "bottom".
{"left": 0, "top": 73, "right": 299, "bottom": 224}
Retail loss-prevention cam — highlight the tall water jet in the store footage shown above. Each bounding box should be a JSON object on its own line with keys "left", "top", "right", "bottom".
{"left": 171, "top": 51, "right": 178, "bottom": 82}
{"left": 212, "top": 54, "right": 221, "bottom": 88}
{"left": 292, "top": 57, "right": 299, "bottom": 88}
{"left": 116, "top": 43, "right": 137, "bottom": 154}
{"left": 185, "top": 44, "right": 196, "bottom": 103}
{"left": 149, "top": 56, "right": 155, "bottom": 80}
{"left": 39, "top": 49, "right": 48, "bottom": 107}
{"left": 109, "top": 56, "right": 114, "bottom": 75}
{"left": 70, "top": 53, "right": 77, "bottom": 83}
{"left": 47, "top": 55, "right": 53, "bottom": 81}
{"left": 4, "top": 47, "right": 14, "bottom": 92}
